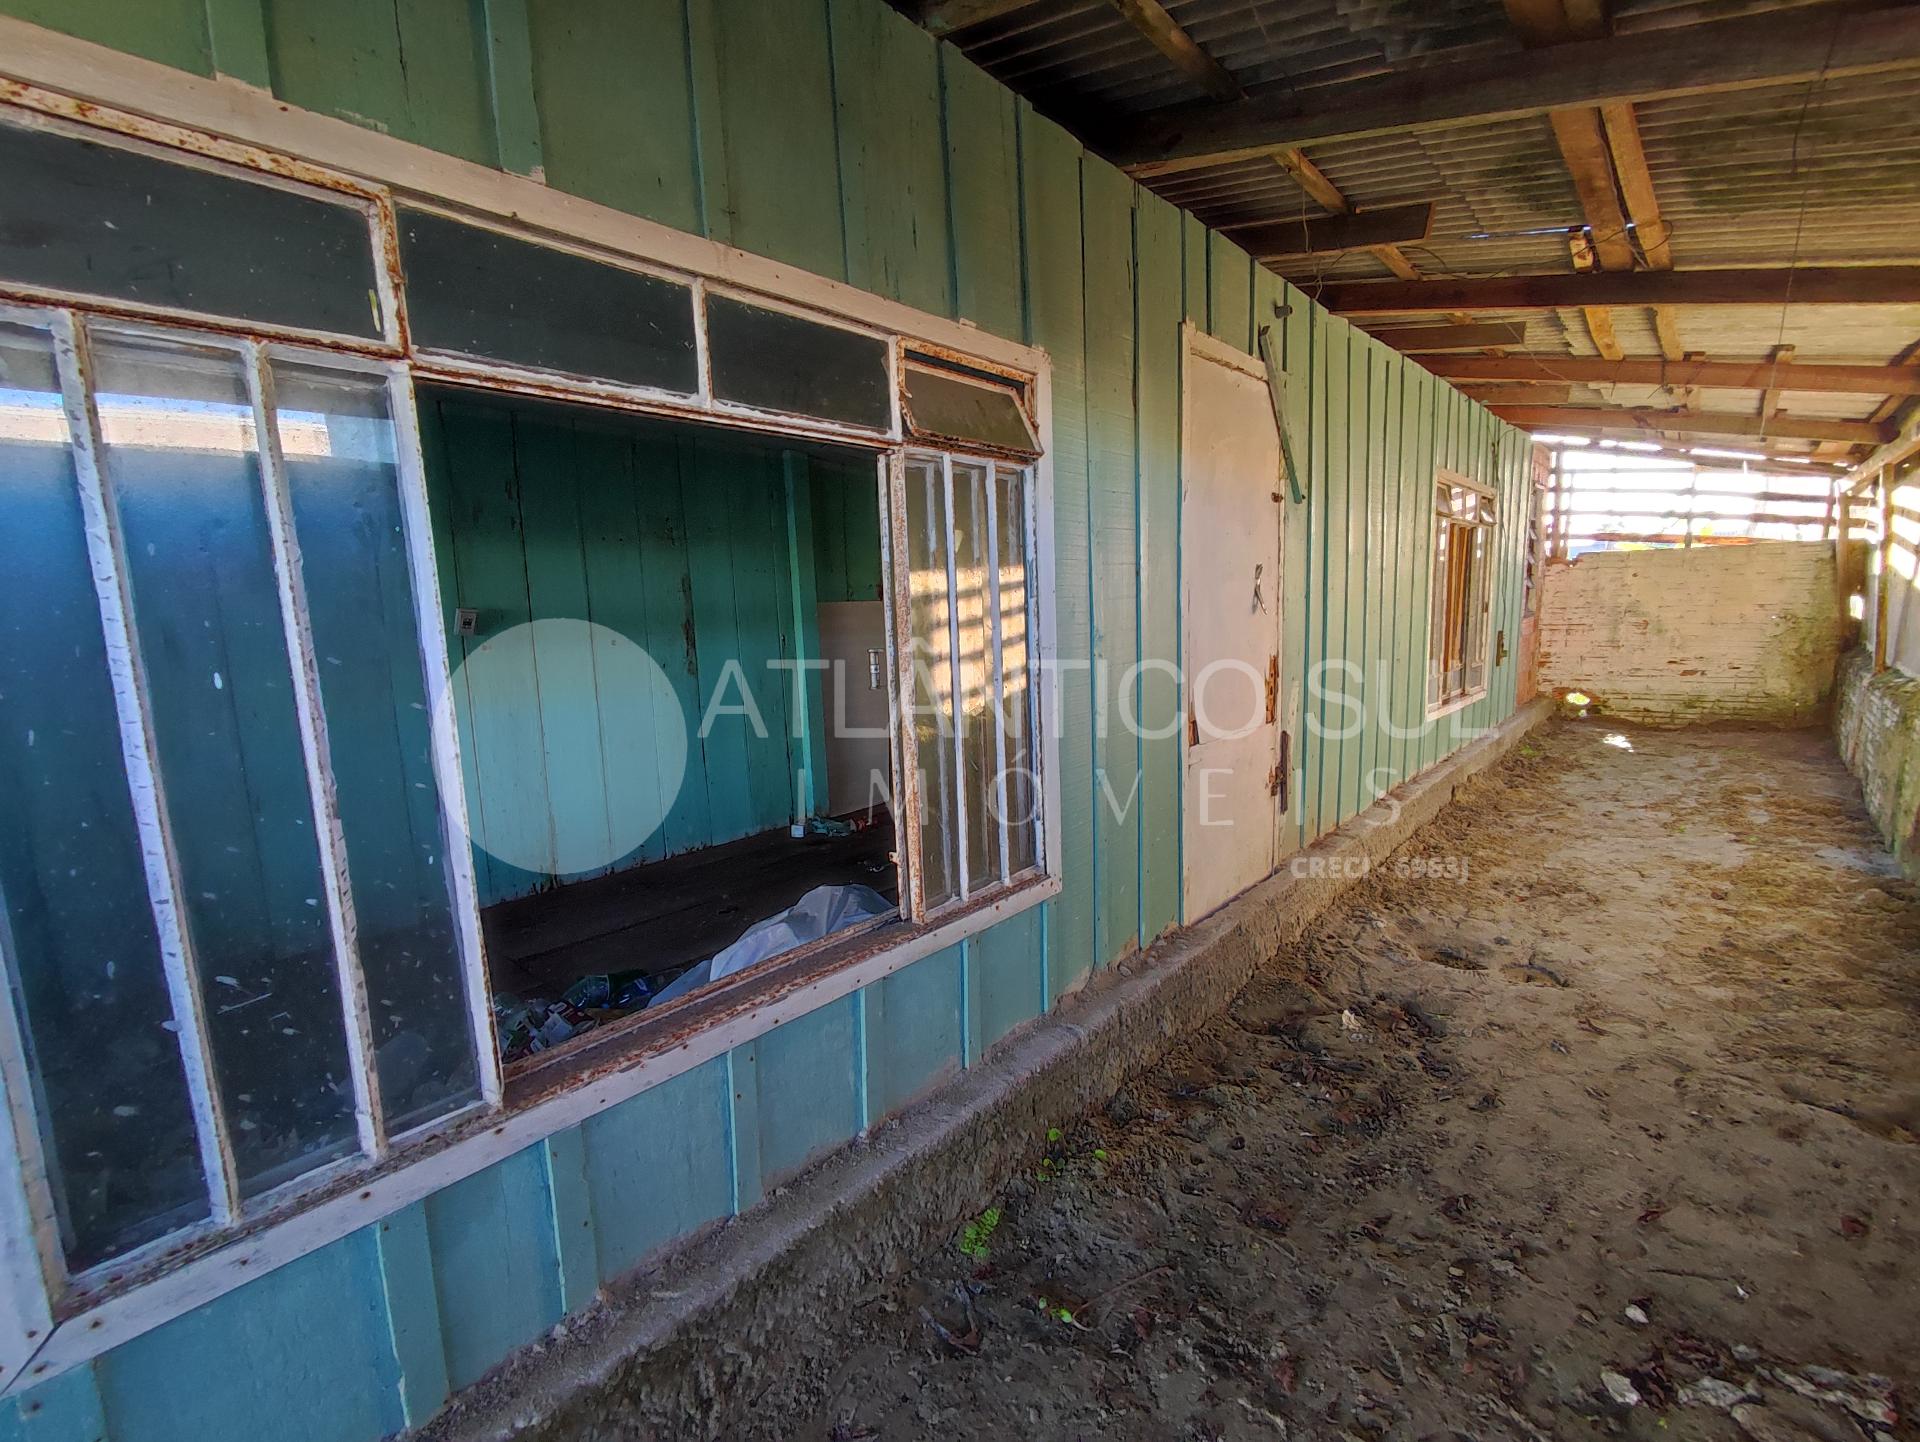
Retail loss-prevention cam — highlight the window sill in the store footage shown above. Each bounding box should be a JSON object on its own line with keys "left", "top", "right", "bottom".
{"left": 1426, "top": 687, "right": 1489, "bottom": 722}
{"left": 23, "top": 870, "right": 1058, "bottom": 1383}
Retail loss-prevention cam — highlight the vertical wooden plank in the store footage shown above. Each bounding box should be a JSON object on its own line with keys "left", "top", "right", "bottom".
{"left": 0, "top": 1364, "right": 105, "bottom": 1442}
{"left": 1021, "top": 110, "right": 1093, "bottom": 1002}
{"left": 785, "top": 454, "right": 829, "bottom": 821}
{"left": 94, "top": 1232, "right": 405, "bottom": 1442}
{"left": 432, "top": 396, "right": 552, "bottom": 903}
{"left": 829, "top": 0, "right": 954, "bottom": 316}
{"left": 681, "top": 434, "right": 756, "bottom": 843}
{"left": 1341, "top": 337, "right": 1371, "bottom": 825}
{"left": 1277, "top": 281, "right": 1314, "bottom": 857}
{"left": 1207, "top": 234, "right": 1253, "bottom": 354}
{"left": 1313, "top": 320, "right": 1351, "bottom": 832}
{"left": 750, "top": 996, "right": 861, "bottom": 1187}
{"left": 1181, "top": 212, "right": 1209, "bottom": 329}
{"left": 524, "top": 0, "right": 700, "bottom": 231}
{"left": 1083, "top": 159, "right": 1139, "bottom": 966}
{"left": 862, "top": 945, "right": 964, "bottom": 1122}
{"left": 373, "top": 1202, "right": 449, "bottom": 1429}
{"left": 5, "top": 0, "right": 215, "bottom": 76}
{"left": 963, "top": 907, "right": 1044, "bottom": 1060}
{"left": 261, "top": 0, "right": 496, "bottom": 167}
{"left": 725, "top": 453, "right": 799, "bottom": 834}
{"left": 941, "top": 50, "right": 1024, "bottom": 340}
{"left": 574, "top": 420, "right": 669, "bottom": 865}
{"left": 423, "top": 1147, "right": 563, "bottom": 1392}
{"left": 512, "top": 411, "right": 616, "bottom": 880}
{"left": 479, "top": 0, "right": 545, "bottom": 177}
{"left": 1303, "top": 302, "right": 1331, "bottom": 844}
{"left": 1135, "top": 191, "right": 1182, "bottom": 940}
{"left": 631, "top": 431, "right": 712, "bottom": 857}
{"left": 582, "top": 1058, "right": 735, "bottom": 1280}
{"left": 692, "top": 0, "right": 845, "bottom": 278}
{"left": 1362, "top": 341, "right": 1390, "bottom": 811}
{"left": 542, "top": 1128, "right": 597, "bottom": 1316}
{"left": 203, "top": 0, "right": 270, "bottom": 86}
{"left": 1412, "top": 365, "right": 1437, "bottom": 781}
{"left": 1390, "top": 357, "right": 1420, "bottom": 794}
{"left": 726, "top": 1042, "right": 764, "bottom": 1212}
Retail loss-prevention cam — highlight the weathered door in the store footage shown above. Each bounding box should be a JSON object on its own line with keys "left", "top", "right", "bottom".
{"left": 816, "top": 599, "right": 893, "bottom": 817}
{"left": 1181, "top": 325, "right": 1284, "bottom": 920}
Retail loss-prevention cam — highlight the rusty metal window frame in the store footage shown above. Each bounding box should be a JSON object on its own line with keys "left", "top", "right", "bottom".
{"left": 0, "top": 74, "right": 1060, "bottom": 1385}
{"left": 0, "top": 297, "right": 498, "bottom": 1325}
{"left": 887, "top": 446, "right": 1046, "bottom": 921}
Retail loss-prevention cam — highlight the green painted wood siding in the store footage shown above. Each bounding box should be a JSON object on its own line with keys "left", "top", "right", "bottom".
{"left": 0, "top": 4, "right": 1532, "bottom": 1439}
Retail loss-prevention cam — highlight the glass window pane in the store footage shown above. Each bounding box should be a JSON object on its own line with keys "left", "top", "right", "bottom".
{"left": 707, "top": 296, "right": 891, "bottom": 432}
{"left": 0, "top": 118, "right": 382, "bottom": 340}
{"left": 94, "top": 329, "right": 360, "bottom": 1197}
{"left": 950, "top": 463, "right": 1001, "bottom": 890}
{"left": 398, "top": 208, "right": 698, "bottom": 394}
{"left": 0, "top": 319, "right": 210, "bottom": 1269}
{"left": 273, "top": 360, "right": 478, "bottom": 1133}
{"left": 903, "top": 458, "right": 957, "bottom": 910}
{"left": 902, "top": 368, "right": 1038, "bottom": 457}
{"left": 993, "top": 467, "right": 1038, "bottom": 876}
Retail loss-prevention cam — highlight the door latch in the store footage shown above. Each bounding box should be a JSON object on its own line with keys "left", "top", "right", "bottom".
{"left": 867, "top": 647, "right": 884, "bottom": 690}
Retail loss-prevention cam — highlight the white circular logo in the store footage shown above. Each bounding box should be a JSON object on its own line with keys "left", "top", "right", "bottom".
{"left": 438, "top": 618, "right": 688, "bottom": 877}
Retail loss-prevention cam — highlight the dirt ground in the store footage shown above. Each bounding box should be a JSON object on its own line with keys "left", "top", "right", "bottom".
{"left": 771, "top": 718, "right": 1920, "bottom": 1442}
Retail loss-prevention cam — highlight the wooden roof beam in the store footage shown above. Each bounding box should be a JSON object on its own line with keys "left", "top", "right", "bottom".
{"left": 1364, "top": 322, "right": 1530, "bottom": 352}
{"left": 1112, "top": 6, "right": 1920, "bottom": 176}
{"left": 1270, "top": 146, "right": 1423, "bottom": 280}
{"left": 1227, "top": 203, "right": 1435, "bottom": 258}
{"left": 1322, "top": 267, "right": 1920, "bottom": 313}
{"left": 1107, "top": 0, "right": 1243, "bottom": 101}
{"left": 1427, "top": 355, "right": 1920, "bottom": 396}
{"left": 899, "top": 0, "right": 1035, "bottom": 37}
{"left": 1490, "top": 405, "right": 1894, "bottom": 446}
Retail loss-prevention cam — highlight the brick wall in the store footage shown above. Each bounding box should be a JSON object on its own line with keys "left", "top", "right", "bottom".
{"left": 1536, "top": 541, "right": 1842, "bottom": 724}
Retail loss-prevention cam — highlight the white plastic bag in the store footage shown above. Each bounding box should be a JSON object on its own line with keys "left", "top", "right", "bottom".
{"left": 649, "top": 883, "right": 895, "bottom": 1007}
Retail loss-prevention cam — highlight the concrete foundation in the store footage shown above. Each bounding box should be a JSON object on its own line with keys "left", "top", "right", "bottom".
{"left": 420, "top": 699, "right": 1552, "bottom": 1442}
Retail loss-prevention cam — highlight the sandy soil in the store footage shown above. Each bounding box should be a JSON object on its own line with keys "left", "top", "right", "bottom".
{"left": 770, "top": 718, "right": 1920, "bottom": 1442}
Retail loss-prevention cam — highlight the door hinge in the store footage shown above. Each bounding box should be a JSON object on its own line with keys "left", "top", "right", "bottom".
{"left": 1264, "top": 654, "right": 1279, "bottom": 725}
{"left": 1276, "top": 729, "right": 1291, "bottom": 812}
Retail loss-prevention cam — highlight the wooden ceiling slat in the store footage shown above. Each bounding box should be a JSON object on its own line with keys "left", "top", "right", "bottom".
{"left": 1322, "top": 268, "right": 1920, "bottom": 312}
{"left": 1427, "top": 355, "right": 1920, "bottom": 395}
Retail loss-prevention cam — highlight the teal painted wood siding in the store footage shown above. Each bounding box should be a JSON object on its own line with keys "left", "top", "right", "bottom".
{"left": 420, "top": 391, "right": 888, "bottom": 904}
{"left": 0, "top": 1, "right": 1533, "bottom": 1436}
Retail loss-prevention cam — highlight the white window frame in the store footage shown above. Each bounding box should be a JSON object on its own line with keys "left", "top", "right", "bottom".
{"left": 0, "top": 40, "right": 1063, "bottom": 1394}
{"left": 1426, "top": 467, "right": 1498, "bottom": 719}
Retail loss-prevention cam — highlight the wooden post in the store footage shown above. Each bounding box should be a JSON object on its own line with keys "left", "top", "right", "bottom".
{"left": 1874, "top": 465, "right": 1893, "bottom": 671}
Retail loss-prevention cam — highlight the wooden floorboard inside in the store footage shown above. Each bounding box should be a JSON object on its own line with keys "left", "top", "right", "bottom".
{"left": 483, "top": 819, "right": 899, "bottom": 1000}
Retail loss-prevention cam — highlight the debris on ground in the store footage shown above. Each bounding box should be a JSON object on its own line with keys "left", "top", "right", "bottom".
{"left": 763, "top": 722, "right": 1919, "bottom": 1441}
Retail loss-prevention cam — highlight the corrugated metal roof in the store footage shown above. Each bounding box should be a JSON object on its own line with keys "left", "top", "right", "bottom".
{"left": 913, "top": 0, "right": 1920, "bottom": 454}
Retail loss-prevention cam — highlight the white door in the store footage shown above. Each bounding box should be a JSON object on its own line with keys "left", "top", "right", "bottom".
{"left": 1182, "top": 325, "right": 1284, "bottom": 920}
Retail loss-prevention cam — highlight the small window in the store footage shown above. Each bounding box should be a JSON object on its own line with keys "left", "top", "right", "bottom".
{"left": 0, "top": 115, "right": 385, "bottom": 341}
{"left": 901, "top": 362, "right": 1038, "bottom": 458}
{"left": 896, "top": 451, "right": 1042, "bottom": 912}
{"left": 1427, "top": 471, "right": 1497, "bottom": 712}
{"left": 706, "top": 294, "right": 892, "bottom": 432}
{"left": 398, "top": 207, "right": 698, "bottom": 394}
